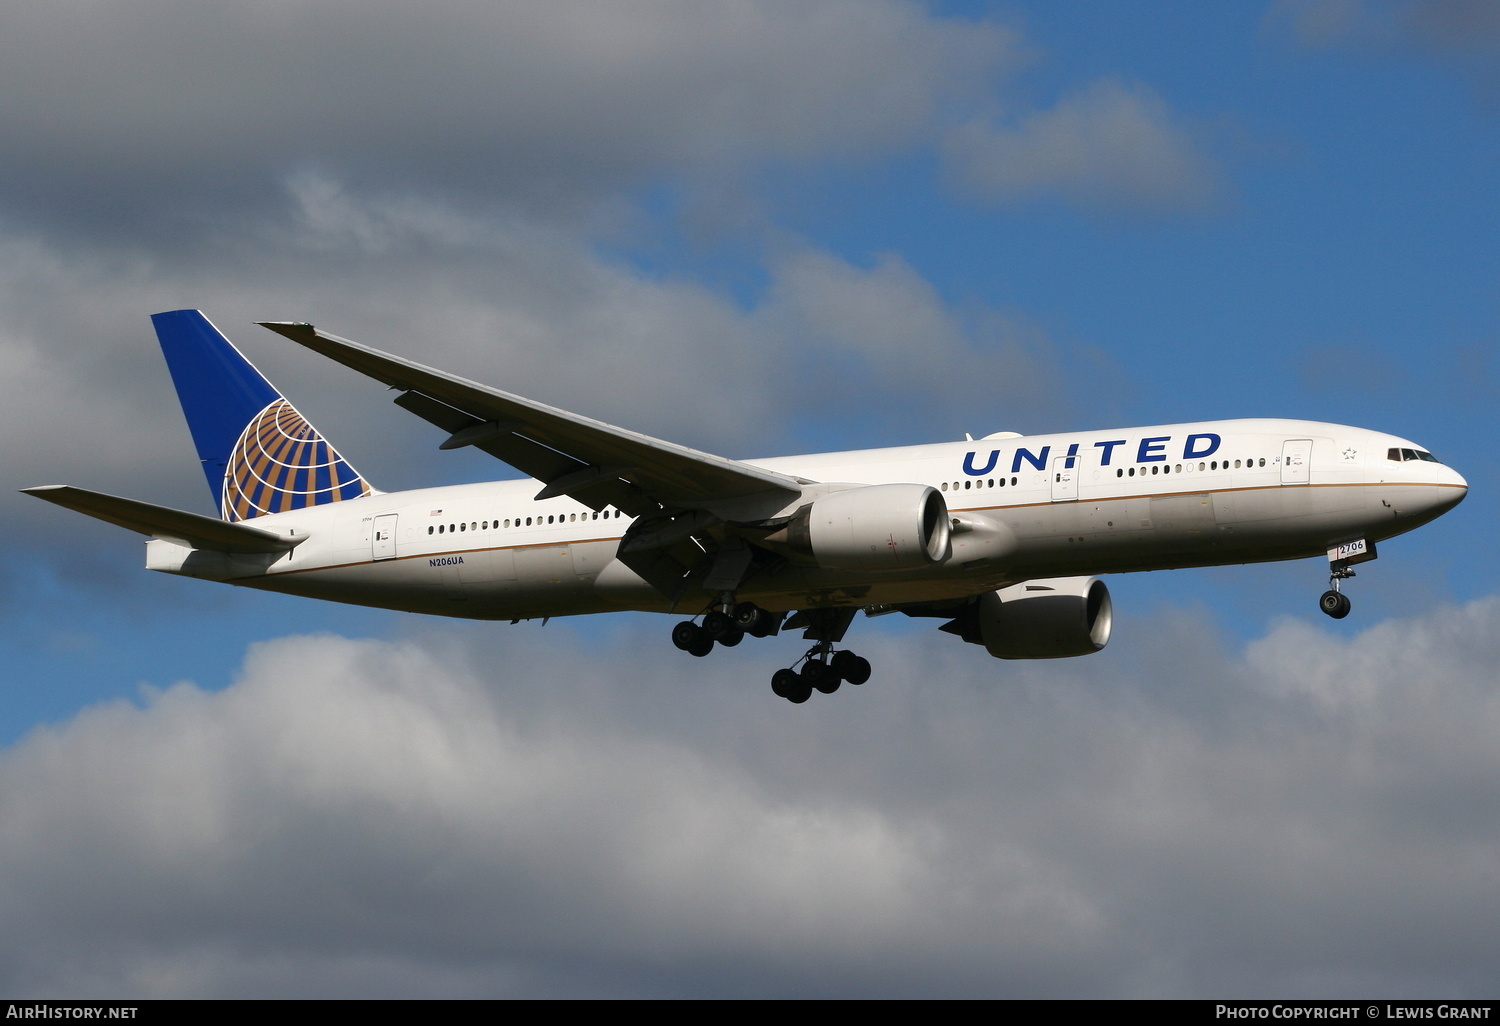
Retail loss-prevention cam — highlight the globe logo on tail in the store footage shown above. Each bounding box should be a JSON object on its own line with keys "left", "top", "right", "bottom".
{"left": 222, "top": 398, "right": 370, "bottom": 522}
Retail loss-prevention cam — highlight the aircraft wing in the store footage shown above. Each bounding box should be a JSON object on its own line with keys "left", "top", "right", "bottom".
{"left": 22, "top": 485, "right": 303, "bottom": 554}
{"left": 259, "top": 321, "right": 805, "bottom": 517}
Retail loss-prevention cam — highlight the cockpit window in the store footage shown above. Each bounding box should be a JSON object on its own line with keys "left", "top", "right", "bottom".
{"left": 1387, "top": 447, "right": 1442, "bottom": 464}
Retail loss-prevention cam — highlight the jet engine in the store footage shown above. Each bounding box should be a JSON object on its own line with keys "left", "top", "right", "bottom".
{"left": 775, "top": 483, "right": 951, "bottom": 571}
{"left": 943, "top": 576, "right": 1112, "bottom": 659}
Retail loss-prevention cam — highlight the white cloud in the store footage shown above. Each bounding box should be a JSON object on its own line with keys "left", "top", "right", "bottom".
{"left": 2, "top": 597, "right": 1498, "bottom": 996}
{"left": 943, "top": 79, "right": 1223, "bottom": 212}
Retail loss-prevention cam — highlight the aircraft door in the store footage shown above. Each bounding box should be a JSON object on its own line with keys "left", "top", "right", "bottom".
{"left": 1280, "top": 439, "right": 1312, "bottom": 485}
{"left": 372, "top": 513, "right": 398, "bottom": 560}
{"left": 1051, "top": 455, "right": 1079, "bottom": 501}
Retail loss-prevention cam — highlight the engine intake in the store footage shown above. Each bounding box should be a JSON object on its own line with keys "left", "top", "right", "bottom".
{"left": 780, "top": 483, "right": 951, "bottom": 571}
{"left": 944, "top": 576, "right": 1112, "bottom": 659}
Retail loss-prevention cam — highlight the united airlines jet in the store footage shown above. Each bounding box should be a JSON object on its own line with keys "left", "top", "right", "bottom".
{"left": 25, "top": 311, "right": 1468, "bottom": 703}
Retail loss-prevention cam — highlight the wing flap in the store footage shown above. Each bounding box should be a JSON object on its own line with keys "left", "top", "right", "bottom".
{"left": 258, "top": 321, "right": 804, "bottom": 511}
{"left": 23, "top": 485, "right": 302, "bottom": 554}
{"left": 391, "top": 389, "right": 653, "bottom": 514}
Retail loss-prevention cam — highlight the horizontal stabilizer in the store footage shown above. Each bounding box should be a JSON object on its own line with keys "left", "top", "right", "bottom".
{"left": 22, "top": 485, "right": 304, "bottom": 554}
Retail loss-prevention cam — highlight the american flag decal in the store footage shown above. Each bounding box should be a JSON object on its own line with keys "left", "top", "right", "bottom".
{"left": 222, "top": 398, "right": 370, "bottom": 522}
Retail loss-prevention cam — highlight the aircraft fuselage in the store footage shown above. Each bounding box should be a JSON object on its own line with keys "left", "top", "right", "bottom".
{"left": 144, "top": 417, "right": 1466, "bottom": 621}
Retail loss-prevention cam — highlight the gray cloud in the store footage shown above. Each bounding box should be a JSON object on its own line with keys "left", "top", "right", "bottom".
{"left": 942, "top": 79, "right": 1224, "bottom": 212}
{"left": 0, "top": 0, "right": 1018, "bottom": 233}
{"left": 1274, "top": 0, "right": 1500, "bottom": 73}
{"left": 3, "top": 174, "right": 1092, "bottom": 552}
{"left": 1, "top": 597, "right": 1497, "bottom": 996}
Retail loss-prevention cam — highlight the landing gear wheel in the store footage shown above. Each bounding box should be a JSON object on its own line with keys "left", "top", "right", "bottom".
{"left": 671, "top": 621, "right": 702, "bottom": 651}
{"left": 733, "top": 602, "right": 773, "bottom": 637}
{"left": 1319, "top": 590, "right": 1351, "bottom": 619}
{"left": 774, "top": 668, "right": 812, "bottom": 703}
{"left": 771, "top": 668, "right": 800, "bottom": 699}
{"left": 717, "top": 627, "right": 744, "bottom": 647}
{"left": 688, "top": 635, "right": 715, "bottom": 657}
{"left": 702, "top": 610, "right": 736, "bottom": 641}
{"left": 803, "top": 660, "right": 840, "bottom": 695}
{"left": 830, "top": 650, "right": 871, "bottom": 686}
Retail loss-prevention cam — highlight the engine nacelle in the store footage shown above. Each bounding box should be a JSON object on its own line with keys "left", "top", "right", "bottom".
{"left": 946, "top": 576, "right": 1112, "bottom": 659}
{"left": 781, "top": 483, "right": 951, "bottom": 571}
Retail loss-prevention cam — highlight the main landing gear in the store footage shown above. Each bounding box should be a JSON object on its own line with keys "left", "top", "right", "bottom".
{"left": 670, "top": 601, "right": 873, "bottom": 703}
{"left": 671, "top": 601, "right": 777, "bottom": 657}
{"left": 770, "top": 648, "right": 871, "bottom": 704}
{"left": 1319, "top": 567, "right": 1353, "bottom": 620}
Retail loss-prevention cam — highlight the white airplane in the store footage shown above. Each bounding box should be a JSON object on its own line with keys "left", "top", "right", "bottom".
{"left": 25, "top": 311, "right": 1468, "bottom": 703}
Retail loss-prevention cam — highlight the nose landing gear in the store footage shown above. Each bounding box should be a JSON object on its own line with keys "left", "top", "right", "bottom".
{"left": 1319, "top": 567, "right": 1354, "bottom": 619}
{"left": 1320, "top": 576, "right": 1356, "bottom": 618}
{"left": 1318, "top": 539, "right": 1375, "bottom": 620}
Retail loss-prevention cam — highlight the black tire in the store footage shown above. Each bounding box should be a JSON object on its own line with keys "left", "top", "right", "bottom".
{"left": 717, "top": 627, "right": 744, "bottom": 647}
{"left": 703, "top": 610, "right": 735, "bottom": 641}
{"left": 832, "top": 651, "right": 872, "bottom": 686}
{"left": 733, "top": 602, "right": 768, "bottom": 634}
{"left": 1319, "top": 590, "right": 1351, "bottom": 619}
{"left": 785, "top": 679, "right": 813, "bottom": 704}
{"left": 804, "top": 660, "right": 840, "bottom": 695}
{"left": 688, "top": 635, "right": 715, "bottom": 657}
{"left": 671, "top": 621, "right": 701, "bottom": 651}
{"left": 771, "top": 668, "right": 799, "bottom": 699}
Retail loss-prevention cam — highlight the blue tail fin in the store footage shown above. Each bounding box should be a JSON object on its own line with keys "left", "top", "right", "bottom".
{"left": 151, "top": 310, "right": 373, "bottom": 522}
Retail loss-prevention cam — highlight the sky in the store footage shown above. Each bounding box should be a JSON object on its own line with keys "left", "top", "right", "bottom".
{"left": 0, "top": 0, "right": 1496, "bottom": 999}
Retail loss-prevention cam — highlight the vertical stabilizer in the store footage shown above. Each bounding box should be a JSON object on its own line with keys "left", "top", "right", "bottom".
{"left": 151, "top": 310, "right": 373, "bottom": 522}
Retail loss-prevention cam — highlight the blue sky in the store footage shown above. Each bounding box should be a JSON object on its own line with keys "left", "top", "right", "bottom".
{"left": 1, "top": 0, "right": 1496, "bottom": 997}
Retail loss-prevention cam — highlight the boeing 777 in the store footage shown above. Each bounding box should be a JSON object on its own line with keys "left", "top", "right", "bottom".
{"left": 25, "top": 310, "right": 1468, "bottom": 703}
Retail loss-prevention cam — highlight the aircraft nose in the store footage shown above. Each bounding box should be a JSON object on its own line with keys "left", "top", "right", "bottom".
{"left": 1450, "top": 465, "right": 1468, "bottom": 500}
{"left": 1431, "top": 464, "right": 1468, "bottom": 516}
